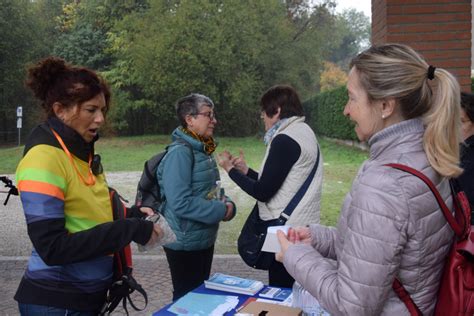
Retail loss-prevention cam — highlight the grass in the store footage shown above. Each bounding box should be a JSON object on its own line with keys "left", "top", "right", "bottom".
{"left": 0, "top": 134, "right": 368, "bottom": 254}
{"left": 0, "top": 146, "right": 24, "bottom": 174}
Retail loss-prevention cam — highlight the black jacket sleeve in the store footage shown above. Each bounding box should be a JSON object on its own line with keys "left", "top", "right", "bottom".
{"left": 228, "top": 134, "right": 301, "bottom": 202}
{"left": 246, "top": 168, "right": 259, "bottom": 180}
{"left": 28, "top": 217, "right": 153, "bottom": 266}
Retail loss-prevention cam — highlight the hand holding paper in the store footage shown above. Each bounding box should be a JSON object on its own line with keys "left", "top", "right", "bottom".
{"left": 275, "top": 227, "right": 302, "bottom": 263}
{"left": 261, "top": 226, "right": 291, "bottom": 253}
{"left": 138, "top": 213, "right": 177, "bottom": 252}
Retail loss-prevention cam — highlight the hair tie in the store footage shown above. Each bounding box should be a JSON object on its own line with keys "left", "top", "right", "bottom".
{"left": 427, "top": 65, "right": 436, "bottom": 80}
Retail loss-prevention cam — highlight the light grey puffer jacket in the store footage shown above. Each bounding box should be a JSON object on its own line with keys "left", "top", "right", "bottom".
{"left": 283, "top": 119, "right": 454, "bottom": 315}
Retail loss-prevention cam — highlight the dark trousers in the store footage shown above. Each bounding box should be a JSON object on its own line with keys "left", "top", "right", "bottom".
{"left": 268, "top": 259, "right": 294, "bottom": 288}
{"left": 164, "top": 245, "right": 214, "bottom": 301}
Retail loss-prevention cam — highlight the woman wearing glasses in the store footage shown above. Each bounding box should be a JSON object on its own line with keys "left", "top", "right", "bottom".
{"left": 157, "top": 93, "right": 236, "bottom": 301}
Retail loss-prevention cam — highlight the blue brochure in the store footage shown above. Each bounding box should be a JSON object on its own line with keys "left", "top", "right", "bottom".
{"left": 168, "top": 292, "right": 238, "bottom": 316}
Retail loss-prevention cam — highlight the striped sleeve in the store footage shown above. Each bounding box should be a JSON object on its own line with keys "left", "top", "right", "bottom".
{"left": 16, "top": 145, "right": 67, "bottom": 224}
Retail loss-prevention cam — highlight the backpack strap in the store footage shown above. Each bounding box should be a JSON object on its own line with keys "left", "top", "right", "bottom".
{"left": 385, "top": 163, "right": 469, "bottom": 316}
{"left": 110, "top": 189, "right": 133, "bottom": 275}
{"left": 392, "top": 278, "right": 422, "bottom": 316}
{"left": 172, "top": 138, "right": 195, "bottom": 166}
{"left": 100, "top": 188, "right": 147, "bottom": 315}
{"left": 159, "top": 138, "right": 195, "bottom": 206}
{"left": 386, "top": 163, "right": 468, "bottom": 238}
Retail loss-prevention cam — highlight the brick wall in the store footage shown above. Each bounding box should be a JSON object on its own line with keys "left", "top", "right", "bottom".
{"left": 372, "top": 0, "right": 472, "bottom": 91}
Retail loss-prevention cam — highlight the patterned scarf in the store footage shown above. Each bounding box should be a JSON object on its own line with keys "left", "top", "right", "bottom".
{"left": 263, "top": 118, "right": 288, "bottom": 145}
{"left": 180, "top": 127, "right": 217, "bottom": 155}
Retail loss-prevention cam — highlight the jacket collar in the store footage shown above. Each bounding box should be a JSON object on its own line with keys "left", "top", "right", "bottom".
{"left": 46, "top": 117, "right": 97, "bottom": 162}
{"left": 171, "top": 127, "right": 206, "bottom": 153}
{"left": 266, "top": 116, "right": 305, "bottom": 144}
{"left": 368, "top": 118, "right": 425, "bottom": 160}
{"left": 464, "top": 135, "right": 474, "bottom": 148}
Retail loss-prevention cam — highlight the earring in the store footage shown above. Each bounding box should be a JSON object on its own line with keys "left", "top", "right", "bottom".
{"left": 382, "top": 114, "right": 385, "bottom": 119}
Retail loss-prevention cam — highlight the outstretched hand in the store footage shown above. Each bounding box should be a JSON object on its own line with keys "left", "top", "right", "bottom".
{"left": 231, "top": 149, "right": 249, "bottom": 175}
{"left": 217, "top": 150, "right": 234, "bottom": 172}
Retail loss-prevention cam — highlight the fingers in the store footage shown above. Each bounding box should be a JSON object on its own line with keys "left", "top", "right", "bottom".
{"left": 287, "top": 228, "right": 296, "bottom": 243}
{"left": 221, "top": 150, "right": 232, "bottom": 159}
{"left": 222, "top": 203, "right": 234, "bottom": 221}
{"left": 276, "top": 230, "right": 289, "bottom": 263}
{"left": 153, "top": 223, "right": 164, "bottom": 239}
{"left": 277, "top": 230, "right": 289, "bottom": 245}
{"left": 140, "top": 207, "right": 155, "bottom": 216}
{"left": 239, "top": 149, "right": 245, "bottom": 160}
{"left": 218, "top": 150, "right": 238, "bottom": 172}
{"left": 275, "top": 252, "right": 283, "bottom": 262}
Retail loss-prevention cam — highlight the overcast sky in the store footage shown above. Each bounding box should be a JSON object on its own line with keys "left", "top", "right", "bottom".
{"left": 335, "top": 0, "right": 371, "bottom": 19}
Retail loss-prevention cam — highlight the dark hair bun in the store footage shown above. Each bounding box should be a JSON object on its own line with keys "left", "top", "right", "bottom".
{"left": 26, "top": 56, "right": 68, "bottom": 101}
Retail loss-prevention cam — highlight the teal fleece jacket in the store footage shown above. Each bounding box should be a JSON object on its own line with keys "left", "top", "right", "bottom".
{"left": 157, "top": 127, "right": 236, "bottom": 251}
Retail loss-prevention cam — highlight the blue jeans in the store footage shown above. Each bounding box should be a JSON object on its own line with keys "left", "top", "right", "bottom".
{"left": 18, "top": 303, "right": 98, "bottom": 316}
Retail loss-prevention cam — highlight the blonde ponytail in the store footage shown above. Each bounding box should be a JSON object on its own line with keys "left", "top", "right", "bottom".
{"left": 423, "top": 69, "right": 462, "bottom": 177}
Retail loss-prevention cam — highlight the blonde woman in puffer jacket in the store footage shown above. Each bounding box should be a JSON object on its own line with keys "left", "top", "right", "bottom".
{"left": 276, "top": 43, "right": 462, "bottom": 315}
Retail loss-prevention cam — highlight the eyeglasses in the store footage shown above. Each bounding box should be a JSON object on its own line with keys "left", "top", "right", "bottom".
{"left": 195, "top": 111, "right": 216, "bottom": 120}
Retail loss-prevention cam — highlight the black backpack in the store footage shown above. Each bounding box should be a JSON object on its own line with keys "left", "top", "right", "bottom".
{"left": 135, "top": 139, "right": 193, "bottom": 210}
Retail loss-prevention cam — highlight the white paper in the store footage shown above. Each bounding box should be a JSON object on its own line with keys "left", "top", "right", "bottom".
{"left": 261, "top": 225, "right": 290, "bottom": 253}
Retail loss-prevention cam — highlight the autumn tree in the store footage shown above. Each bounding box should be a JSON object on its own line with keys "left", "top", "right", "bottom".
{"left": 320, "top": 61, "right": 348, "bottom": 92}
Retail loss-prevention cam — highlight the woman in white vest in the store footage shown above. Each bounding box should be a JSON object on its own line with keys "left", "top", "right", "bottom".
{"left": 218, "top": 84, "right": 323, "bottom": 287}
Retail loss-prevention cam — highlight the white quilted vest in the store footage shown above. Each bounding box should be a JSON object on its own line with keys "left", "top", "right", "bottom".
{"left": 257, "top": 116, "right": 322, "bottom": 226}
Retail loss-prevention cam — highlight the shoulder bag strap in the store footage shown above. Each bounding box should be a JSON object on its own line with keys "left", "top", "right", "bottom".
{"left": 385, "top": 163, "right": 466, "bottom": 237}
{"left": 385, "top": 163, "right": 467, "bottom": 316}
{"left": 392, "top": 278, "right": 423, "bottom": 316}
{"left": 279, "top": 146, "right": 321, "bottom": 222}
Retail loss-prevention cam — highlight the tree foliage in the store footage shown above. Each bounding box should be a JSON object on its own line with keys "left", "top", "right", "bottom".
{"left": 0, "top": 0, "right": 371, "bottom": 141}
{"left": 330, "top": 8, "right": 371, "bottom": 69}
{"left": 0, "top": 0, "right": 62, "bottom": 142}
{"left": 107, "top": 0, "right": 354, "bottom": 135}
{"left": 320, "top": 61, "right": 347, "bottom": 92}
{"left": 305, "top": 85, "right": 357, "bottom": 140}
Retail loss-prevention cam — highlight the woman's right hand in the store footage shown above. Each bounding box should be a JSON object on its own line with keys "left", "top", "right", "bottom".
{"left": 231, "top": 149, "right": 249, "bottom": 175}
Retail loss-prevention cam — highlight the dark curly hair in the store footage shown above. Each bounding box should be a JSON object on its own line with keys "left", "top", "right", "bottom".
{"left": 26, "top": 56, "right": 111, "bottom": 118}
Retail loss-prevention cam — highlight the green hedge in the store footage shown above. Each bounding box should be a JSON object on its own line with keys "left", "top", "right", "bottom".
{"left": 304, "top": 86, "right": 358, "bottom": 140}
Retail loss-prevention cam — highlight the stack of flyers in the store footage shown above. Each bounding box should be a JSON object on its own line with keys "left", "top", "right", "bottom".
{"left": 258, "top": 286, "right": 292, "bottom": 301}
{"left": 204, "top": 273, "right": 264, "bottom": 296}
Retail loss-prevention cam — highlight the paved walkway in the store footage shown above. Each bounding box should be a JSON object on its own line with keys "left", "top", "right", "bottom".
{"left": 0, "top": 255, "right": 268, "bottom": 316}
{"left": 0, "top": 172, "right": 266, "bottom": 315}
